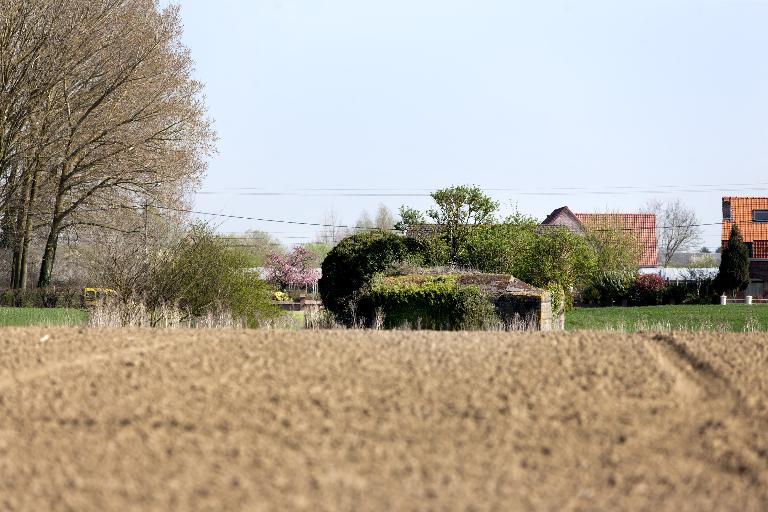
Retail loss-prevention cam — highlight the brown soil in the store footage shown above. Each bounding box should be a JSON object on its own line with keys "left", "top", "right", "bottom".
{"left": 1, "top": 328, "right": 767, "bottom": 511}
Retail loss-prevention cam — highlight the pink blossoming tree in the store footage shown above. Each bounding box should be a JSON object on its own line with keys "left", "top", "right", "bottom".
{"left": 264, "top": 246, "right": 320, "bottom": 291}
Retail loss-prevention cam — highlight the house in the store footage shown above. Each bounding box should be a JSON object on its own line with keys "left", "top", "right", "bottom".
{"left": 541, "top": 207, "right": 658, "bottom": 268}
{"left": 721, "top": 197, "right": 768, "bottom": 298}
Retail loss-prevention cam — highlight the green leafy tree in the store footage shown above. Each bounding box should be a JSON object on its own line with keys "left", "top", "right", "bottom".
{"left": 427, "top": 185, "right": 499, "bottom": 262}
{"left": 456, "top": 213, "right": 538, "bottom": 274}
{"left": 715, "top": 225, "right": 750, "bottom": 297}
{"left": 449, "top": 213, "right": 598, "bottom": 311}
{"left": 585, "top": 222, "right": 642, "bottom": 277}
{"left": 514, "top": 227, "right": 596, "bottom": 312}
{"left": 395, "top": 205, "right": 426, "bottom": 232}
{"left": 580, "top": 223, "right": 642, "bottom": 305}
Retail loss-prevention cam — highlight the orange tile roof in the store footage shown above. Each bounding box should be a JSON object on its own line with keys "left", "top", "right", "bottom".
{"left": 575, "top": 213, "right": 658, "bottom": 267}
{"left": 721, "top": 197, "right": 768, "bottom": 245}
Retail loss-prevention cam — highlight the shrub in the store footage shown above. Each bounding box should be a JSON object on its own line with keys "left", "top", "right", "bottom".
{"left": 663, "top": 280, "right": 719, "bottom": 305}
{"left": 148, "top": 225, "right": 280, "bottom": 327}
{"left": 97, "top": 223, "right": 281, "bottom": 327}
{"left": 319, "top": 231, "right": 429, "bottom": 325}
{"left": 357, "top": 275, "right": 498, "bottom": 330}
{"left": 582, "top": 270, "right": 635, "bottom": 306}
{"left": 631, "top": 274, "right": 666, "bottom": 306}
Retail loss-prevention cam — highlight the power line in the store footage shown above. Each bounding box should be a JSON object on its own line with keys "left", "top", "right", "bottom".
{"left": 145, "top": 204, "right": 399, "bottom": 232}
{"left": 144, "top": 203, "right": 734, "bottom": 236}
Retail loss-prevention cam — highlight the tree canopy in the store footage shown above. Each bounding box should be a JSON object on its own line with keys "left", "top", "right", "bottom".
{"left": 425, "top": 185, "right": 499, "bottom": 261}
{"left": 1, "top": 0, "right": 214, "bottom": 288}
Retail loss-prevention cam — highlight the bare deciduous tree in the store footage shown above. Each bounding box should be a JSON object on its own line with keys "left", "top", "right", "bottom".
{"left": 0, "top": 0, "right": 215, "bottom": 288}
{"left": 374, "top": 204, "right": 395, "bottom": 231}
{"left": 356, "top": 210, "right": 374, "bottom": 231}
{"left": 317, "top": 208, "right": 352, "bottom": 243}
{"left": 644, "top": 199, "right": 702, "bottom": 267}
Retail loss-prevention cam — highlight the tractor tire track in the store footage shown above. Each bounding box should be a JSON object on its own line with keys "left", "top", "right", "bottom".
{"left": 646, "top": 334, "right": 768, "bottom": 488}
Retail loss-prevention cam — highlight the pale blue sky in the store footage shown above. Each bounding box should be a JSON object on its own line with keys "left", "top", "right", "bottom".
{"left": 170, "top": 0, "right": 768, "bottom": 248}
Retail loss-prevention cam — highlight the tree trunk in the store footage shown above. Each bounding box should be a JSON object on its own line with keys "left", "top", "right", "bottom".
{"left": 36, "top": 224, "right": 60, "bottom": 289}
{"left": 18, "top": 170, "right": 38, "bottom": 289}
{"left": 37, "top": 173, "right": 64, "bottom": 289}
{"left": 0, "top": 165, "right": 19, "bottom": 251}
{"left": 10, "top": 167, "right": 39, "bottom": 289}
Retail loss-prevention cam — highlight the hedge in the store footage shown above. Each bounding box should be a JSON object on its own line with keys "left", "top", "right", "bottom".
{"left": 0, "top": 288, "right": 83, "bottom": 308}
{"left": 357, "top": 275, "right": 497, "bottom": 330}
{"left": 319, "top": 231, "right": 428, "bottom": 325}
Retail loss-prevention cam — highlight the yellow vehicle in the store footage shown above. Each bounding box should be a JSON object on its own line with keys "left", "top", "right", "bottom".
{"left": 83, "top": 287, "right": 117, "bottom": 307}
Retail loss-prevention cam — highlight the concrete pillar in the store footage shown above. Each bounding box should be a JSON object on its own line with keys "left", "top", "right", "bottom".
{"left": 746, "top": 295, "right": 753, "bottom": 305}
{"left": 720, "top": 295, "right": 728, "bottom": 305}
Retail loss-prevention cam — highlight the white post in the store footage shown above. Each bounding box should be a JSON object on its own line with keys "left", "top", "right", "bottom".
{"left": 720, "top": 295, "right": 728, "bottom": 305}
{"left": 746, "top": 295, "right": 753, "bottom": 305}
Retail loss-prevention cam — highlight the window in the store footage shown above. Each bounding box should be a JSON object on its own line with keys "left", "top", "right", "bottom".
{"left": 722, "top": 200, "right": 731, "bottom": 221}
{"left": 754, "top": 240, "right": 768, "bottom": 259}
{"left": 754, "top": 210, "right": 768, "bottom": 222}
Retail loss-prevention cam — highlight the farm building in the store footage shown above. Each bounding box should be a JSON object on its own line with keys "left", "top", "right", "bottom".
{"left": 721, "top": 196, "right": 768, "bottom": 299}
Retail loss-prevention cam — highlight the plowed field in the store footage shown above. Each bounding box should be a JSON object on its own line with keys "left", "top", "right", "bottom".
{"left": 1, "top": 328, "right": 767, "bottom": 511}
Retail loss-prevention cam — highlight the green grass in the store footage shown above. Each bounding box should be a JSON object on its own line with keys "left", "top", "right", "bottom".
{"left": 0, "top": 307, "right": 88, "bottom": 327}
{"left": 566, "top": 305, "right": 768, "bottom": 332}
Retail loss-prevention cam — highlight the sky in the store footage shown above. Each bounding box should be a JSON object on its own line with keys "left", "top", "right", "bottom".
{"left": 168, "top": 0, "right": 768, "bottom": 249}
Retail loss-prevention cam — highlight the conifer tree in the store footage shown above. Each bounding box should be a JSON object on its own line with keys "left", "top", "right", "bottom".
{"left": 715, "top": 225, "right": 750, "bottom": 297}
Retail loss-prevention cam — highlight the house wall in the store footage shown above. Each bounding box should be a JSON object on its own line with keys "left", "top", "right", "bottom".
{"left": 721, "top": 197, "right": 768, "bottom": 244}
{"left": 541, "top": 210, "right": 584, "bottom": 234}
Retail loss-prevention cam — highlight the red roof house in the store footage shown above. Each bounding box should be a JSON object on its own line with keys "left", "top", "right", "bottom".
{"left": 721, "top": 197, "right": 768, "bottom": 297}
{"left": 541, "top": 207, "right": 658, "bottom": 268}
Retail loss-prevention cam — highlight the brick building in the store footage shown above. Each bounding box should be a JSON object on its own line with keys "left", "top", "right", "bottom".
{"left": 721, "top": 197, "right": 768, "bottom": 298}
